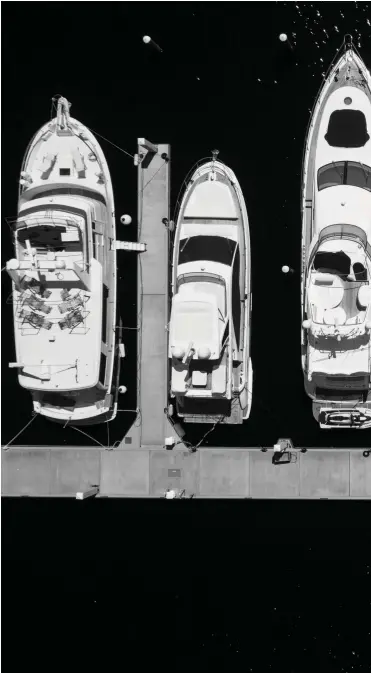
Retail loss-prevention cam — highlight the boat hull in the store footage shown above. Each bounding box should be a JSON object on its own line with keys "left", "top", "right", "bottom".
{"left": 8, "top": 98, "right": 118, "bottom": 425}
{"left": 169, "top": 159, "right": 252, "bottom": 424}
{"left": 301, "top": 42, "right": 371, "bottom": 429}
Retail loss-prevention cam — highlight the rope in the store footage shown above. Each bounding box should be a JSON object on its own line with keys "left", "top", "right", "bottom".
{"left": 141, "top": 160, "right": 168, "bottom": 193}
{"left": 84, "top": 125, "right": 135, "bottom": 159}
{"left": 3, "top": 413, "right": 38, "bottom": 450}
{"left": 68, "top": 425, "right": 106, "bottom": 448}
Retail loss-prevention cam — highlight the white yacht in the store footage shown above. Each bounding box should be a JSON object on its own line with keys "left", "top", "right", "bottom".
{"left": 6, "top": 96, "right": 120, "bottom": 425}
{"left": 301, "top": 37, "right": 371, "bottom": 429}
{"left": 168, "top": 152, "right": 253, "bottom": 424}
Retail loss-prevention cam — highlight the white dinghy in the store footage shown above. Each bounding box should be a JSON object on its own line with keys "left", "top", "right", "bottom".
{"left": 301, "top": 36, "right": 371, "bottom": 429}
{"left": 169, "top": 151, "right": 253, "bottom": 424}
{"left": 6, "top": 96, "right": 120, "bottom": 425}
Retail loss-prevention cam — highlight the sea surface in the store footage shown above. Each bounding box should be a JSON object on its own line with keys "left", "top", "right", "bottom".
{"left": 2, "top": 3, "right": 371, "bottom": 672}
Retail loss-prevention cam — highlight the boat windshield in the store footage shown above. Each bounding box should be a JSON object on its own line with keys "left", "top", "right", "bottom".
{"left": 179, "top": 235, "right": 237, "bottom": 265}
{"left": 317, "top": 161, "right": 371, "bottom": 192}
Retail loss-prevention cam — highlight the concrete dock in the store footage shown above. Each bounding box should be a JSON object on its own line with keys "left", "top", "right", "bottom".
{"left": 2, "top": 138, "right": 371, "bottom": 500}
{"left": 2, "top": 446, "right": 371, "bottom": 498}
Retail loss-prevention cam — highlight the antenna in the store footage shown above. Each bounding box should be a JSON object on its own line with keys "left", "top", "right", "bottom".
{"left": 211, "top": 149, "right": 219, "bottom": 163}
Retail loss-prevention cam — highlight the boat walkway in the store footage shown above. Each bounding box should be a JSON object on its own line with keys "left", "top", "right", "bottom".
{"left": 2, "top": 446, "right": 371, "bottom": 498}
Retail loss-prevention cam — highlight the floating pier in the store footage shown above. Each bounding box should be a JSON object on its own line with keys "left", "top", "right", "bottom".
{"left": 2, "top": 139, "right": 371, "bottom": 499}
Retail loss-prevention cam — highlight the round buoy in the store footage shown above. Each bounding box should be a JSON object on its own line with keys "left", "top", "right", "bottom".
{"left": 118, "top": 385, "right": 127, "bottom": 394}
{"left": 7, "top": 258, "right": 19, "bottom": 270}
{"left": 279, "top": 33, "right": 288, "bottom": 42}
{"left": 120, "top": 214, "right": 132, "bottom": 225}
{"left": 56, "top": 260, "right": 66, "bottom": 269}
{"left": 142, "top": 35, "right": 163, "bottom": 52}
{"left": 198, "top": 346, "right": 211, "bottom": 359}
{"left": 172, "top": 346, "right": 185, "bottom": 360}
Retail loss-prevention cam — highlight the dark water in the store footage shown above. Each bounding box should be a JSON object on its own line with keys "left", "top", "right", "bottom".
{"left": 2, "top": 3, "right": 371, "bottom": 672}
{"left": 2, "top": 1, "right": 371, "bottom": 448}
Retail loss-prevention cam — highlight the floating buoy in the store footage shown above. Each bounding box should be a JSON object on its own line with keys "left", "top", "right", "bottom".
{"left": 198, "top": 346, "right": 211, "bottom": 359}
{"left": 172, "top": 346, "right": 185, "bottom": 360}
{"left": 279, "top": 33, "right": 294, "bottom": 50}
{"left": 302, "top": 320, "right": 311, "bottom": 330}
{"left": 120, "top": 214, "right": 132, "bottom": 225}
{"left": 7, "top": 259, "right": 19, "bottom": 270}
{"left": 282, "top": 265, "right": 294, "bottom": 274}
{"left": 142, "top": 35, "right": 163, "bottom": 52}
{"left": 118, "top": 385, "right": 127, "bottom": 394}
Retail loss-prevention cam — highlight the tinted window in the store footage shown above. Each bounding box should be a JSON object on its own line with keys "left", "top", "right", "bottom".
{"left": 179, "top": 236, "right": 237, "bottom": 265}
{"left": 99, "top": 353, "right": 107, "bottom": 386}
{"left": 317, "top": 162, "right": 345, "bottom": 190}
{"left": 93, "top": 231, "right": 98, "bottom": 258}
{"left": 42, "top": 393, "right": 76, "bottom": 408}
{"left": 317, "top": 161, "right": 371, "bottom": 192}
{"left": 325, "top": 109, "right": 370, "bottom": 148}
{"left": 346, "top": 162, "right": 371, "bottom": 192}
{"left": 102, "top": 285, "right": 109, "bottom": 344}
